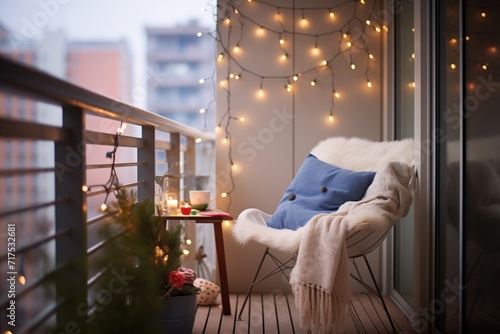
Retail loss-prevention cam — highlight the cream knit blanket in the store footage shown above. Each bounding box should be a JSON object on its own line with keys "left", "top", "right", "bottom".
{"left": 289, "top": 161, "right": 414, "bottom": 333}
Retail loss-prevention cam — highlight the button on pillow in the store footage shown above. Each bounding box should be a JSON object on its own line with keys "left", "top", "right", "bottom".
{"left": 267, "top": 154, "right": 376, "bottom": 230}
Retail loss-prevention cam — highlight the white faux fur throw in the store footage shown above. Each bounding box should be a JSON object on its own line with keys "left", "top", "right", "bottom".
{"left": 289, "top": 161, "right": 414, "bottom": 334}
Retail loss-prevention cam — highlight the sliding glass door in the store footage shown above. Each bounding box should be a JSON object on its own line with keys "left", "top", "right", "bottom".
{"left": 435, "top": 0, "right": 500, "bottom": 332}
{"left": 393, "top": 0, "right": 415, "bottom": 305}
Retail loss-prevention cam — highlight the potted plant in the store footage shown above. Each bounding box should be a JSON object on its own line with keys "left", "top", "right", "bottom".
{"left": 89, "top": 189, "right": 199, "bottom": 334}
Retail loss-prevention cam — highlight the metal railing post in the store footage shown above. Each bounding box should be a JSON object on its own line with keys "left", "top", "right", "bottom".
{"left": 138, "top": 125, "right": 156, "bottom": 202}
{"left": 54, "top": 105, "right": 88, "bottom": 333}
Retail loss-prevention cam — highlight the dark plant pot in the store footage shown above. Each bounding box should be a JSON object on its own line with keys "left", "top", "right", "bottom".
{"left": 159, "top": 294, "right": 197, "bottom": 333}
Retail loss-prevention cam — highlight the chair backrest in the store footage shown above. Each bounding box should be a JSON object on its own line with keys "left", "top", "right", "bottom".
{"left": 311, "top": 137, "right": 414, "bottom": 257}
{"left": 310, "top": 136, "right": 414, "bottom": 172}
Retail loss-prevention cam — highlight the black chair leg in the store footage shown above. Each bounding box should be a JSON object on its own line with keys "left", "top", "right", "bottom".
{"left": 363, "top": 254, "right": 397, "bottom": 333}
{"left": 238, "top": 247, "right": 269, "bottom": 320}
{"left": 238, "top": 247, "right": 296, "bottom": 320}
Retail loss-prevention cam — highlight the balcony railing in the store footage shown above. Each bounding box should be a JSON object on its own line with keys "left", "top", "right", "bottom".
{"left": 0, "top": 55, "right": 215, "bottom": 333}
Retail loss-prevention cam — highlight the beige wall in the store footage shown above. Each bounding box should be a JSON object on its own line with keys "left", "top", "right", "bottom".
{"left": 216, "top": 0, "right": 385, "bottom": 293}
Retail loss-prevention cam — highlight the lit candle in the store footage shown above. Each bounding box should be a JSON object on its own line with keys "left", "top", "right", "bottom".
{"left": 166, "top": 199, "right": 178, "bottom": 213}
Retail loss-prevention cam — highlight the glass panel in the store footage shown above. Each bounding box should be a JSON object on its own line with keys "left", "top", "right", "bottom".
{"left": 394, "top": 0, "right": 415, "bottom": 304}
{"left": 435, "top": 0, "right": 461, "bottom": 332}
{"left": 463, "top": 0, "right": 500, "bottom": 331}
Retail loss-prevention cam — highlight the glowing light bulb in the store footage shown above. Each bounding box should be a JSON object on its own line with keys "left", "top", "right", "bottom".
{"left": 222, "top": 137, "right": 228, "bottom": 144}
{"left": 19, "top": 275, "right": 26, "bottom": 285}
{"left": 195, "top": 137, "right": 202, "bottom": 143}
{"left": 329, "top": 115, "right": 334, "bottom": 122}
{"left": 369, "top": 53, "right": 375, "bottom": 60}
{"left": 239, "top": 117, "right": 246, "bottom": 122}
{"left": 450, "top": 38, "right": 458, "bottom": 45}
{"left": 350, "top": 63, "right": 356, "bottom": 70}
{"left": 215, "top": 126, "right": 221, "bottom": 133}
{"left": 281, "top": 53, "right": 288, "bottom": 60}
{"left": 334, "top": 91, "right": 340, "bottom": 98}
{"left": 183, "top": 249, "right": 190, "bottom": 255}
{"left": 197, "top": 32, "right": 203, "bottom": 37}
{"left": 367, "top": 80, "right": 372, "bottom": 88}
{"left": 235, "top": 74, "right": 241, "bottom": 80}
{"left": 366, "top": 19, "right": 371, "bottom": 25}
{"left": 220, "top": 79, "right": 228, "bottom": 88}
{"left": 257, "top": 26, "right": 265, "bottom": 36}
{"left": 311, "top": 79, "right": 316, "bottom": 86}
{"left": 225, "top": 18, "right": 231, "bottom": 25}
{"left": 233, "top": 45, "right": 240, "bottom": 53}
{"left": 482, "top": 64, "right": 488, "bottom": 70}
{"left": 224, "top": 220, "right": 231, "bottom": 227}
{"left": 450, "top": 63, "right": 457, "bottom": 69}
{"left": 100, "top": 203, "right": 107, "bottom": 212}
{"left": 360, "top": 0, "right": 366, "bottom": 4}
{"left": 258, "top": 88, "right": 264, "bottom": 98}
{"left": 186, "top": 239, "right": 192, "bottom": 245}
{"left": 481, "top": 12, "right": 486, "bottom": 18}
{"left": 279, "top": 37, "right": 285, "bottom": 45}
{"left": 82, "top": 185, "right": 89, "bottom": 192}
{"left": 312, "top": 46, "right": 320, "bottom": 56}
{"left": 286, "top": 84, "right": 292, "bottom": 92}
{"left": 329, "top": 10, "right": 335, "bottom": 18}
{"left": 217, "top": 53, "right": 224, "bottom": 62}
{"left": 199, "top": 108, "right": 206, "bottom": 114}
{"left": 343, "top": 33, "right": 348, "bottom": 39}
{"left": 199, "top": 78, "right": 205, "bottom": 84}
{"left": 293, "top": 74, "right": 298, "bottom": 81}
{"left": 465, "top": 36, "right": 470, "bottom": 41}
{"left": 231, "top": 164, "right": 238, "bottom": 171}
{"left": 347, "top": 41, "right": 352, "bottom": 48}
{"left": 410, "top": 82, "right": 416, "bottom": 88}
{"left": 322, "top": 60, "right": 328, "bottom": 66}
{"left": 300, "top": 16, "right": 308, "bottom": 27}
{"left": 233, "top": 8, "right": 239, "bottom": 14}
{"left": 221, "top": 192, "right": 228, "bottom": 198}
{"left": 375, "top": 27, "right": 381, "bottom": 33}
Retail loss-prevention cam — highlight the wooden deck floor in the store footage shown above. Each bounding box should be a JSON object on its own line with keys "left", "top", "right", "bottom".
{"left": 193, "top": 293, "right": 416, "bottom": 334}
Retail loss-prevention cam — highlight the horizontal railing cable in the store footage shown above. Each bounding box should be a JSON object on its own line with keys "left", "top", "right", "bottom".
{"left": 0, "top": 117, "right": 71, "bottom": 142}
{"left": 0, "top": 197, "right": 70, "bottom": 218}
{"left": 0, "top": 167, "right": 56, "bottom": 177}
{"left": 18, "top": 299, "right": 67, "bottom": 334}
{"left": 86, "top": 227, "right": 128, "bottom": 257}
{"left": 83, "top": 130, "right": 146, "bottom": 148}
{"left": 0, "top": 261, "right": 71, "bottom": 309}
{"left": 84, "top": 181, "right": 145, "bottom": 198}
{"left": 86, "top": 161, "right": 146, "bottom": 170}
{"left": 0, "top": 228, "right": 70, "bottom": 261}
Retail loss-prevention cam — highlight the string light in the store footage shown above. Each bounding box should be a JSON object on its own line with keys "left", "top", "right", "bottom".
{"left": 82, "top": 121, "right": 127, "bottom": 212}
{"left": 215, "top": 0, "right": 380, "bottom": 211}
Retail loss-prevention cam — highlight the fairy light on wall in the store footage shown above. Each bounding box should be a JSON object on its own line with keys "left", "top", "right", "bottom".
{"left": 215, "top": 0, "right": 383, "bottom": 211}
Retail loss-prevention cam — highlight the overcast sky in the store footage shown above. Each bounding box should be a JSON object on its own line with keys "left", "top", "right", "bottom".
{"left": 0, "top": 0, "right": 216, "bottom": 106}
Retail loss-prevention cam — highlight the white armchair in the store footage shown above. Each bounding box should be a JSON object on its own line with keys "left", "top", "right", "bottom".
{"left": 232, "top": 137, "right": 415, "bottom": 333}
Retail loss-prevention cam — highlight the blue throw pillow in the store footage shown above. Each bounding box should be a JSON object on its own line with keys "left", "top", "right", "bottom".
{"left": 267, "top": 154, "right": 376, "bottom": 230}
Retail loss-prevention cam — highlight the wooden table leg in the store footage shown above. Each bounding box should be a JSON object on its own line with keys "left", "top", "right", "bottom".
{"left": 212, "top": 221, "right": 231, "bottom": 315}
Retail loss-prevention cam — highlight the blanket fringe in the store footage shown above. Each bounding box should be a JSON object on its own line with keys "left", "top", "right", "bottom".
{"left": 293, "top": 282, "right": 350, "bottom": 334}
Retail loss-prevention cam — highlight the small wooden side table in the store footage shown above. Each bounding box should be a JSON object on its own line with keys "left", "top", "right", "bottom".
{"left": 161, "top": 210, "right": 233, "bottom": 315}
